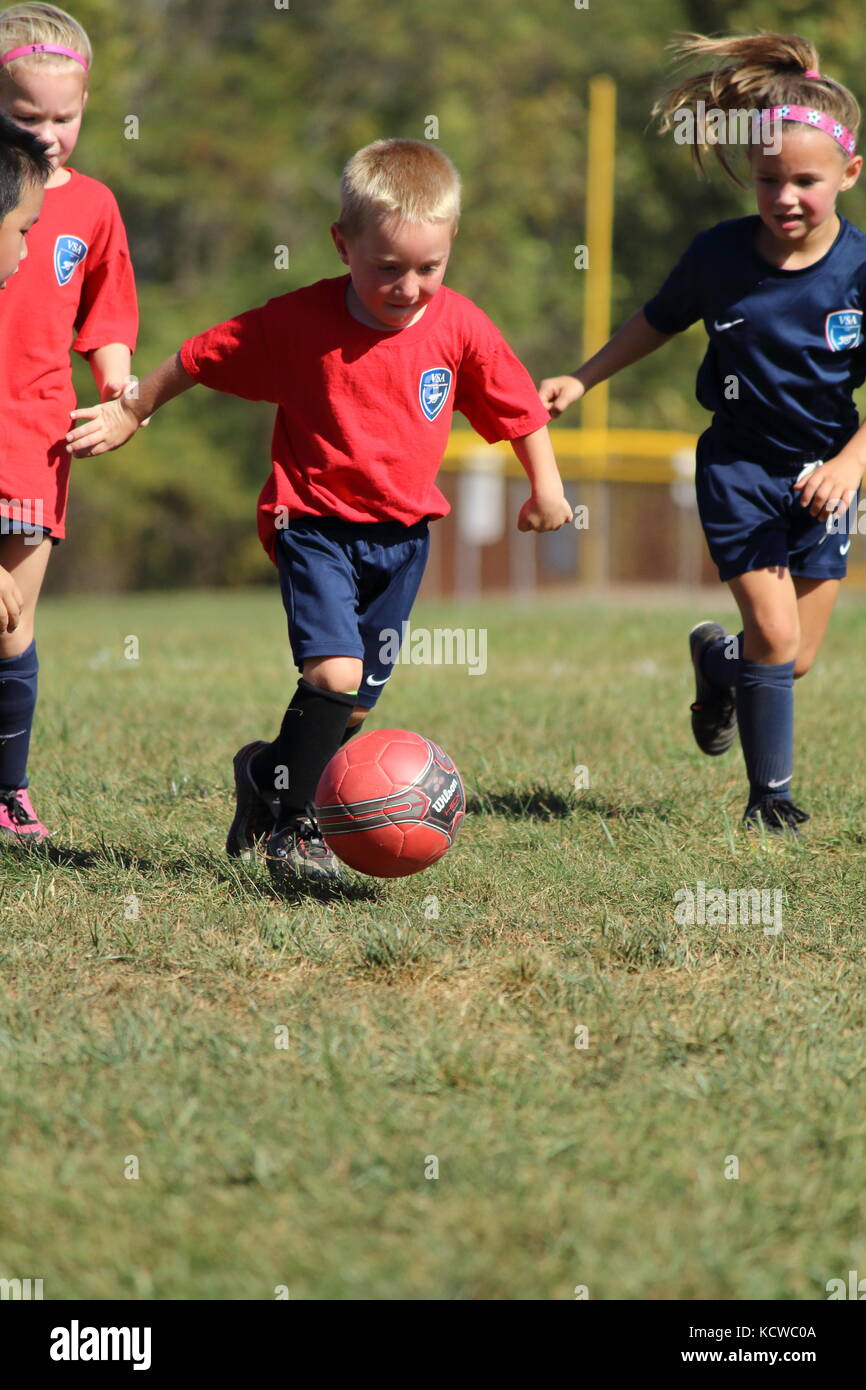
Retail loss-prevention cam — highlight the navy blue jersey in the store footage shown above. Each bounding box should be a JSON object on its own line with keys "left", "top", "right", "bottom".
{"left": 643, "top": 215, "right": 866, "bottom": 467}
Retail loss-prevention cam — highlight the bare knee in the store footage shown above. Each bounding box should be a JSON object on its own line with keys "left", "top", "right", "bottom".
{"left": 302, "top": 656, "right": 363, "bottom": 694}
{"left": 794, "top": 650, "right": 815, "bottom": 679}
{"left": 0, "top": 621, "right": 36, "bottom": 660}
{"left": 743, "top": 617, "right": 799, "bottom": 665}
{"left": 346, "top": 705, "right": 369, "bottom": 729}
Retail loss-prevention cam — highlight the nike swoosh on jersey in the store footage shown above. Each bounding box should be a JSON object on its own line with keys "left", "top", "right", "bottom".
{"left": 840, "top": 540, "right": 852, "bottom": 554}
{"left": 713, "top": 318, "right": 745, "bottom": 331}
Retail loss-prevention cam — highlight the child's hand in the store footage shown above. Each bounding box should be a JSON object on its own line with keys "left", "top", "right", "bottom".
{"left": 538, "top": 374, "right": 585, "bottom": 418}
{"left": 793, "top": 457, "right": 863, "bottom": 521}
{"left": 517, "top": 490, "right": 574, "bottom": 532}
{"left": 66, "top": 398, "right": 142, "bottom": 457}
{"left": 0, "top": 565, "right": 23, "bottom": 634}
{"left": 101, "top": 378, "right": 151, "bottom": 427}
{"left": 100, "top": 378, "right": 129, "bottom": 403}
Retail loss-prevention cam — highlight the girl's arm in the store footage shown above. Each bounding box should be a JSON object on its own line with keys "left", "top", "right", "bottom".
{"left": 509, "top": 425, "right": 574, "bottom": 531}
{"left": 67, "top": 351, "right": 195, "bottom": 456}
{"left": 88, "top": 343, "right": 133, "bottom": 402}
{"left": 539, "top": 310, "right": 674, "bottom": 417}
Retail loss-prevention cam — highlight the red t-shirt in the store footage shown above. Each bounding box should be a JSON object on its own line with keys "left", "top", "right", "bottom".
{"left": 0, "top": 168, "right": 138, "bottom": 536}
{"left": 180, "top": 275, "right": 550, "bottom": 561}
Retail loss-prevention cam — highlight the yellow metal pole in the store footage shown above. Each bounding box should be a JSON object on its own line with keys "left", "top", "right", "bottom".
{"left": 583, "top": 74, "right": 616, "bottom": 426}
{"left": 580, "top": 75, "right": 616, "bottom": 586}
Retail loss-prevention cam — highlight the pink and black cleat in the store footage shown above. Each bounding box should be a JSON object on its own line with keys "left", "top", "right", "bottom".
{"left": 0, "top": 787, "right": 49, "bottom": 842}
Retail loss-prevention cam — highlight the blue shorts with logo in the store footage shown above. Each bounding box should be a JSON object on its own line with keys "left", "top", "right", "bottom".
{"left": 275, "top": 516, "right": 430, "bottom": 708}
{"left": 695, "top": 427, "right": 856, "bottom": 583}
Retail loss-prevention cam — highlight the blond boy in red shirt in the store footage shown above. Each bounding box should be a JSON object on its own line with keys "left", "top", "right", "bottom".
{"left": 69, "top": 139, "right": 571, "bottom": 886}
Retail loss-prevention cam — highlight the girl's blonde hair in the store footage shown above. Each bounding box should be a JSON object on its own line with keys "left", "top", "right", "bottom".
{"left": 0, "top": 3, "right": 92, "bottom": 74}
{"left": 337, "top": 139, "right": 461, "bottom": 238}
{"left": 651, "top": 31, "right": 860, "bottom": 186}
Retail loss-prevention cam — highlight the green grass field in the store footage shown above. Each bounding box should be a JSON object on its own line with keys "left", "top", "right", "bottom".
{"left": 2, "top": 588, "right": 865, "bottom": 1300}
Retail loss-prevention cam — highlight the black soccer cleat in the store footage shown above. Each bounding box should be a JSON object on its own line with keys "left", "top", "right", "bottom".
{"left": 689, "top": 620, "right": 738, "bottom": 756}
{"left": 226, "top": 741, "right": 281, "bottom": 860}
{"left": 265, "top": 806, "right": 345, "bottom": 889}
{"left": 743, "top": 795, "right": 811, "bottom": 835}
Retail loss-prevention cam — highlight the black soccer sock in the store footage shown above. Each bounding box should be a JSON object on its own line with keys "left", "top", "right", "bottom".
{"left": 253, "top": 678, "right": 355, "bottom": 823}
{"left": 340, "top": 720, "right": 363, "bottom": 746}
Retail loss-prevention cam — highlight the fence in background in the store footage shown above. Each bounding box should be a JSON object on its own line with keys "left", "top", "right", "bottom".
{"left": 420, "top": 429, "right": 866, "bottom": 597}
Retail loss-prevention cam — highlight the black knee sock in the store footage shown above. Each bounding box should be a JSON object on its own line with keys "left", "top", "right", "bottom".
{"left": 253, "top": 678, "right": 355, "bottom": 822}
{"left": 340, "top": 720, "right": 363, "bottom": 746}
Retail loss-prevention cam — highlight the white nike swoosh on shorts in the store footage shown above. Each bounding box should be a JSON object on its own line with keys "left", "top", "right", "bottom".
{"left": 366, "top": 674, "right": 391, "bottom": 686}
{"left": 713, "top": 318, "right": 745, "bottom": 331}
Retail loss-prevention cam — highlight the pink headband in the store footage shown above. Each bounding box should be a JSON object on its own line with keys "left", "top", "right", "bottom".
{"left": 760, "top": 103, "right": 857, "bottom": 156}
{"left": 0, "top": 44, "right": 88, "bottom": 71}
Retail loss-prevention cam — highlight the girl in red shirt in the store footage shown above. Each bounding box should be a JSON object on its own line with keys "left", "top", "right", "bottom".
{"left": 0, "top": 3, "right": 138, "bottom": 840}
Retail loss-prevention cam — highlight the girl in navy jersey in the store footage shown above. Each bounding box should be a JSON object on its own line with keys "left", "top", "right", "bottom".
{"left": 541, "top": 32, "right": 866, "bottom": 832}
{"left": 0, "top": 3, "right": 138, "bottom": 842}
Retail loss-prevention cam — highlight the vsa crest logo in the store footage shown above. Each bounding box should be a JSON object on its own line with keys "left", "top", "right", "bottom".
{"left": 54, "top": 235, "right": 88, "bottom": 287}
{"left": 824, "top": 309, "right": 862, "bottom": 351}
{"left": 418, "top": 367, "right": 452, "bottom": 422}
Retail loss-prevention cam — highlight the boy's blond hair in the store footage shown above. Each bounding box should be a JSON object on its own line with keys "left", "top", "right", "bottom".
{"left": 337, "top": 138, "right": 461, "bottom": 238}
{"left": 0, "top": 3, "right": 92, "bottom": 73}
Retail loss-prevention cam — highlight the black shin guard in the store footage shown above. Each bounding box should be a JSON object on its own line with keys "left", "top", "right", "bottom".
{"left": 253, "top": 678, "right": 356, "bottom": 822}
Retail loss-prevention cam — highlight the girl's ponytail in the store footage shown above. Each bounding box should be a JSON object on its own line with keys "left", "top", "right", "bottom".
{"left": 651, "top": 31, "right": 860, "bottom": 186}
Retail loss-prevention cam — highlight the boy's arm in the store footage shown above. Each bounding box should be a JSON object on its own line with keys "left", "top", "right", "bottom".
{"left": 539, "top": 310, "right": 674, "bottom": 417}
{"left": 509, "top": 425, "right": 574, "bottom": 532}
{"left": 88, "top": 343, "right": 132, "bottom": 402}
{"left": 67, "top": 351, "right": 194, "bottom": 456}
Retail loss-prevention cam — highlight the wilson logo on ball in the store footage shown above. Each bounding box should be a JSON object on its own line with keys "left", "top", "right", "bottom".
{"left": 314, "top": 728, "right": 465, "bottom": 878}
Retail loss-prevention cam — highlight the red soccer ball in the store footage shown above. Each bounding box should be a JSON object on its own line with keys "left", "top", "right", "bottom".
{"left": 313, "top": 728, "right": 465, "bottom": 878}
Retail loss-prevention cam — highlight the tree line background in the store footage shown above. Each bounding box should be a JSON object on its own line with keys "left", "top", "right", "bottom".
{"left": 46, "top": 0, "right": 866, "bottom": 590}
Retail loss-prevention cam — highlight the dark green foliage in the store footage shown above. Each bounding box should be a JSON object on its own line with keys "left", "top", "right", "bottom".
{"left": 49, "top": 1, "right": 866, "bottom": 590}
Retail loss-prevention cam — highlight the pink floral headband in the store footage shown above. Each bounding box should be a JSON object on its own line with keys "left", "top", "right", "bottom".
{"left": 760, "top": 71, "right": 857, "bottom": 156}
{"left": 0, "top": 44, "right": 89, "bottom": 72}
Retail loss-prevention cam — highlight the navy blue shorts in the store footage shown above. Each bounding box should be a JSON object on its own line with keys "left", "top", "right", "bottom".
{"left": 0, "top": 517, "right": 56, "bottom": 546}
{"left": 695, "top": 429, "right": 855, "bottom": 583}
{"left": 275, "top": 516, "right": 430, "bottom": 708}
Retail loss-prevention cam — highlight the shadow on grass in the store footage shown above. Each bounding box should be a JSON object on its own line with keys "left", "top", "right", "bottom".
{"left": 17, "top": 839, "right": 380, "bottom": 903}
{"left": 466, "top": 786, "right": 575, "bottom": 820}
{"left": 467, "top": 786, "right": 675, "bottom": 823}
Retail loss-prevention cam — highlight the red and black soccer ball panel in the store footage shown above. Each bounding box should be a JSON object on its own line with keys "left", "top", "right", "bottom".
{"left": 417, "top": 738, "right": 464, "bottom": 841}
{"left": 313, "top": 729, "right": 465, "bottom": 878}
